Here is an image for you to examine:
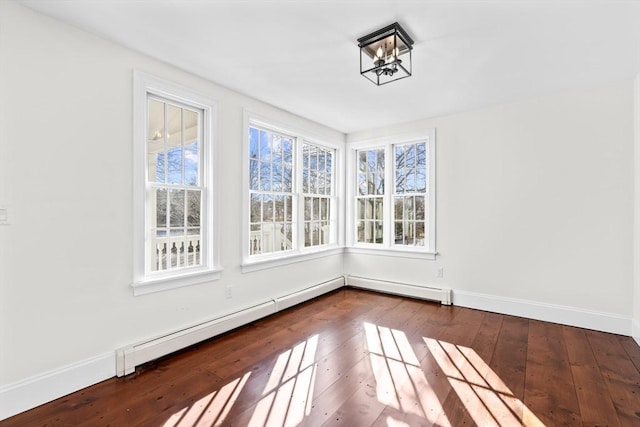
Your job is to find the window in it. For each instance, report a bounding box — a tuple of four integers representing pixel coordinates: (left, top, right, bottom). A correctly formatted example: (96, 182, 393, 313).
(244, 114, 340, 270)
(133, 71, 221, 295)
(393, 141, 428, 246)
(348, 131, 436, 258)
(303, 143, 333, 247)
(356, 148, 385, 244)
(248, 127, 294, 255)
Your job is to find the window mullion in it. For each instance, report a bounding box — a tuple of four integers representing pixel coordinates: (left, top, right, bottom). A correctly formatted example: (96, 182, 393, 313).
(384, 145, 393, 248)
(296, 137, 304, 251)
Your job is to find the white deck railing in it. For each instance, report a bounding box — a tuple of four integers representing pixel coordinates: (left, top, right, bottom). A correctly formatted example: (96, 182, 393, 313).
(153, 234, 201, 271)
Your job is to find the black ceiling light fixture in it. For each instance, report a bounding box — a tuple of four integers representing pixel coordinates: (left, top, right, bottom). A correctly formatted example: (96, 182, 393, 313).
(358, 22, 414, 86)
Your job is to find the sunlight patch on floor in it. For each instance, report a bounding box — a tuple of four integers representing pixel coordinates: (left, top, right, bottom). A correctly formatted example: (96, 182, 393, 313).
(163, 371, 251, 427)
(424, 337, 545, 427)
(364, 322, 450, 426)
(248, 334, 319, 427)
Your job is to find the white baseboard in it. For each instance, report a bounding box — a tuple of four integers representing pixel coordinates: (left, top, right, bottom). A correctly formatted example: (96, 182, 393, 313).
(633, 318, 640, 346)
(454, 290, 633, 336)
(345, 275, 452, 305)
(0, 352, 114, 421)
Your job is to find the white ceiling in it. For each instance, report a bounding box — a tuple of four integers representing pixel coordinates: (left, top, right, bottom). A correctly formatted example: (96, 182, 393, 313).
(17, 0, 640, 134)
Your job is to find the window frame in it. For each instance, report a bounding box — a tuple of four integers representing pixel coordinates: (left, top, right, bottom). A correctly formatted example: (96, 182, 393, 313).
(242, 111, 343, 272)
(346, 130, 437, 259)
(132, 71, 222, 295)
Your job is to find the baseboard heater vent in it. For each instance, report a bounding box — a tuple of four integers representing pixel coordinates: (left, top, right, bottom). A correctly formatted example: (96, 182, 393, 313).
(275, 277, 344, 311)
(345, 275, 452, 305)
(115, 276, 346, 377)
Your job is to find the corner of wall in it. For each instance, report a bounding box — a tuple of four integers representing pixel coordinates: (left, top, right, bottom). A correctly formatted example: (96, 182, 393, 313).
(634, 72, 640, 345)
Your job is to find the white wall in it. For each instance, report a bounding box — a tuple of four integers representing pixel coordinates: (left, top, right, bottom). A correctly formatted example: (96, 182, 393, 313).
(348, 80, 635, 325)
(0, 0, 344, 389)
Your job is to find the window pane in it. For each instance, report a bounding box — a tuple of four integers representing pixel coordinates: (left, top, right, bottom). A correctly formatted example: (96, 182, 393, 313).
(320, 221, 329, 244)
(250, 224, 261, 255)
(367, 150, 377, 170)
(358, 151, 367, 172)
(187, 190, 201, 227)
(303, 167, 309, 193)
(184, 141, 199, 186)
(365, 198, 373, 220)
(249, 127, 259, 159)
(283, 139, 293, 164)
(271, 136, 282, 163)
(262, 195, 273, 222)
(320, 198, 328, 221)
(394, 197, 403, 220)
(405, 170, 416, 192)
(395, 168, 405, 193)
(404, 221, 415, 245)
(395, 221, 403, 244)
(404, 196, 414, 220)
(417, 142, 426, 167)
(260, 130, 271, 161)
(305, 197, 313, 221)
(395, 145, 405, 184)
(155, 188, 167, 228)
(283, 165, 292, 192)
(250, 193, 261, 223)
(374, 198, 384, 221)
(152, 151, 166, 183)
(148, 99, 165, 142)
(313, 197, 320, 222)
(249, 159, 259, 190)
(358, 172, 367, 196)
(167, 146, 182, 185)
(284, 223, 293, 250)
(374, 221, 384, 243)
(375, 172, 384, 195)
(183, 109, 198, 144)
(274, 222, 285, 250)
(416, 222, 425, 246)
(406, 144, 416, 168)
(147, 99, 166, 184)
(272, 162, 283, 191)
(167, 104, 182, 146)
(415, 196, 425, 220)
(358, 199, 366, 220)
(259, 161, 271, 191)
(275, 196, 285, 221)
(169, 189, 185, 227)
(285, 196, 293, 222)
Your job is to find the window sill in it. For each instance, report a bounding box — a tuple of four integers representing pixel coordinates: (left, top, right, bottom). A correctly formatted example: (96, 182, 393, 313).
(344, 246, 438, 260)
(242, 246, 344, 273)
(132, 267, 223, 296)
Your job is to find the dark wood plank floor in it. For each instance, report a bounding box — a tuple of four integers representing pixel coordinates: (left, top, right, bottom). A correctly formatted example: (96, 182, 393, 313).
(3, 288, 640, 426)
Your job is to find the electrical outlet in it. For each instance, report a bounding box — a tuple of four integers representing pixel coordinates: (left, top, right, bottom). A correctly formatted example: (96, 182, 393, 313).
(225, 285, 232, 299)
(436, 267, 444, 278)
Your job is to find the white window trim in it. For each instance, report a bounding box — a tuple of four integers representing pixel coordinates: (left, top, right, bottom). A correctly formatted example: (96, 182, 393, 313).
(346, 130, 437, 259)
(132, 70, 222, 295)
(242, 110, 344, 273)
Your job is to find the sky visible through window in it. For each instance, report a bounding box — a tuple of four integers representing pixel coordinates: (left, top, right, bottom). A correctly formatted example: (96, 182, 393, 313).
(156, 142, 200, 185)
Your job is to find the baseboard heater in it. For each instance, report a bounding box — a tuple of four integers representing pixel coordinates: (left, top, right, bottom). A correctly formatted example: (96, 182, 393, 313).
(115, 277, 345, 377)
(345, 275, 452, 305)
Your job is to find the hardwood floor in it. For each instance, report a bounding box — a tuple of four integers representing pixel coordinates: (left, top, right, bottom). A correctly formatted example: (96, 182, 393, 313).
(3, 288, 640, 426)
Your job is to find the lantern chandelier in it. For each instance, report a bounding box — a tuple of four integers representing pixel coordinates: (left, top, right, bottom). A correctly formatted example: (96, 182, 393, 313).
(358, 22, 414, 86)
